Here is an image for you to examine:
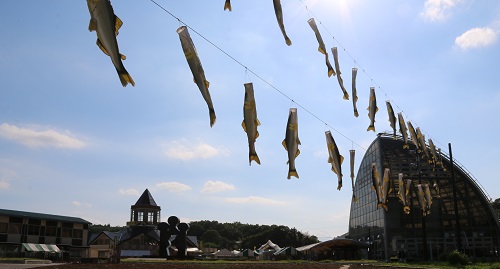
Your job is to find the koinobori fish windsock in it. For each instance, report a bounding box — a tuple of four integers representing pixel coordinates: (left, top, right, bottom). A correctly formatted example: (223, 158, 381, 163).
(350, 149, 357, 202)
(224, 0, 231, 11)
(416, 127, 430, 159)
(379, 168, 391, 211)
(87, 0, 135, 87)
(428, 138, 438, 166)
(371, 163, 383, 209)
(242, 83, 261, 165)
(332, 47, 349, 100)
(177, 26, 216, 127)
(433, 180, 441, 198)
(282, 108, 300, 179)
(325, 131, 344, 190)
(397, 174, 411, 214)
(307, 18, 335, 77)
(273, 0, 292, 46)
(352, 68, 359, 117)
(424, 184, 432, 216)
(417, 184, 429, 216)
(398, 112, 409, 149)
(437, 148, 446, 171)
(407, 121, 419, 151)
(367, 87, 378, 132)
(386, 101, 397, 139)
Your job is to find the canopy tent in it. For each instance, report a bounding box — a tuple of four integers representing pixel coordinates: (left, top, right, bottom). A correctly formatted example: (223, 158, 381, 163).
(18, 243, 61, 253)
(296, 239, 369, 253)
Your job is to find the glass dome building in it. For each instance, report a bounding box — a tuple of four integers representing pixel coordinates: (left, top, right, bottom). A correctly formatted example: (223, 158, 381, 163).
(348, 133, 500, 261)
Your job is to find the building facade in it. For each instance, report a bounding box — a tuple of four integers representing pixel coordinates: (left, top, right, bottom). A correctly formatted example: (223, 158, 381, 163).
(0, 208, 90, 259)
(348, 133, 500, 261)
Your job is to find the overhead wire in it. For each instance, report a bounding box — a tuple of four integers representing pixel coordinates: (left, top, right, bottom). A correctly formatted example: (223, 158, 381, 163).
(149, 0, 366, 151)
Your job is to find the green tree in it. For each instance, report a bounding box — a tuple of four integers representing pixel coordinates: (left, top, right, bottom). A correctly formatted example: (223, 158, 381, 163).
(200, 229, 222, 246)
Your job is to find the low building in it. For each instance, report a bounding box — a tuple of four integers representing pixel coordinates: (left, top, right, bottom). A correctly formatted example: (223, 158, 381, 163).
(0, 208, 91, 260)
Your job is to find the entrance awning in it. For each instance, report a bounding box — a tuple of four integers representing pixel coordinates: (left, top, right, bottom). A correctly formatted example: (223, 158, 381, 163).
(20, 243, 61, 253)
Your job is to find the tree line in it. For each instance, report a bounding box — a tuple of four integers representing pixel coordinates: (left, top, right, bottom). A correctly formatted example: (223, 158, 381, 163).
(188, 220, 319, 250)
(88, 220, 319, 250)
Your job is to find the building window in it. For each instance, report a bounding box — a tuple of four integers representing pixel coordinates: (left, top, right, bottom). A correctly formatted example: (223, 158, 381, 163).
(131, 210, 135, 221)
(62, 227, 72, 238)
(0, 223, 7, 233)
(138, 211, 144, 222)
(148, 212, 154, 223)
(8, 223, 21, 234)
(45, 226, 57, 237)
(28, 225, 40, 236)
(73, 229, 83, 239)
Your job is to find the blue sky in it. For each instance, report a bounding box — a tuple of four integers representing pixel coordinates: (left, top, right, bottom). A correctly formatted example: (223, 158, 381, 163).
(1, 0, 499, 241)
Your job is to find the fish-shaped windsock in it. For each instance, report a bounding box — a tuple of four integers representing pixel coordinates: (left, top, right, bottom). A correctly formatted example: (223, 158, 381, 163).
(416, 127, 430, 159)
(325, 131, 343, 190)
(282, 108, 300, 179)
(379, 168, 391, 211)
(437, 148, 446, 171)
(367, 87, 378, 132)
(224, 0, 232, 11)
(398, 112, 409, 149)
(371, 163, 383, 209)
(308, 18, 335, 77)
(386, 101, 397, 139)
(273, 0, 292, 46)
(352, 68, 359, 117)
(177, 26, 216, 127)
(397, 174, 411, 214)
(407, 121, 419, 151)
(432, 180, 441, 198)
(332, 47, 349, 100)
(424, 184, 432, 216)
(242, 83, 261, 165)
(417, 184, 428, 216)
(428, 138, 438, 167)
(350, 149, 357, 202)
(87, 0, 135, 87)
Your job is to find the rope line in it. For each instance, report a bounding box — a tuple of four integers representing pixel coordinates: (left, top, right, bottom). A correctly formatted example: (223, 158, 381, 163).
(297, 0, 445, 150)
(149, 0, 366, 150)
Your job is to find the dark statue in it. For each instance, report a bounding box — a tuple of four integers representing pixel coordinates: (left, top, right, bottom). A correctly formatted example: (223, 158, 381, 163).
(158, 216, 190, 258)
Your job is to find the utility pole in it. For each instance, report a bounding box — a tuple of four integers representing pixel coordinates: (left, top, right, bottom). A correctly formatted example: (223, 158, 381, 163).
(449, 143, 462, 252)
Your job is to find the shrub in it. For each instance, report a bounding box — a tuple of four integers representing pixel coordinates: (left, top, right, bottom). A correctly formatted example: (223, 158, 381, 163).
(448, 250, 469, 266)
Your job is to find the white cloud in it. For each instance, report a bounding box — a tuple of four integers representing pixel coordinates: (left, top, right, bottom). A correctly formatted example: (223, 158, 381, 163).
(455, 27, 498, 50)
(72, 201, 92, 208)
(0, 123, 85, 149)
(163, 139, 228, 160)
(156, 182, 192, 193)
(201, 180, 235, 193)
(225, 196, 287, 206)
(119, 188, 140, 196)
(0, 180, 10, 189)
(421, 0, 462, 22)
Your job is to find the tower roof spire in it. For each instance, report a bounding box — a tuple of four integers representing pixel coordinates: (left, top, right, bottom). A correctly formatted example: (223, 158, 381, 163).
(134, 189, 158, 207)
